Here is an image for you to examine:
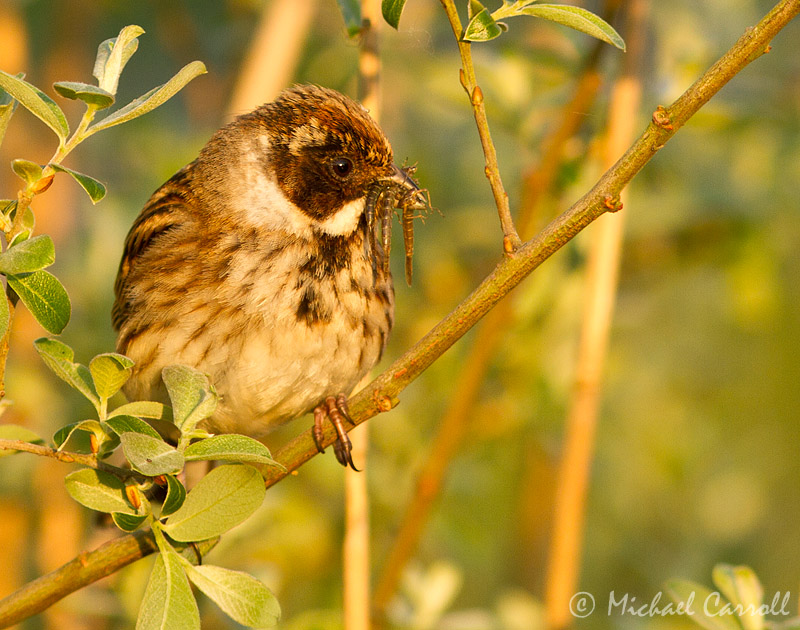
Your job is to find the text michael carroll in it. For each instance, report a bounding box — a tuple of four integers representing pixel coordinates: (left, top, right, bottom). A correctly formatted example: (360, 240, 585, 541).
(568, 590, 792, 619)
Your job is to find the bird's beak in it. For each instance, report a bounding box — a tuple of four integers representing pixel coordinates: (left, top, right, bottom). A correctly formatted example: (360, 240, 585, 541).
(389, 165, 427, 209)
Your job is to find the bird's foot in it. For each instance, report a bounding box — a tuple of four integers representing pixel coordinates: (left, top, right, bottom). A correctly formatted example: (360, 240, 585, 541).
(312, 394, 359, 471)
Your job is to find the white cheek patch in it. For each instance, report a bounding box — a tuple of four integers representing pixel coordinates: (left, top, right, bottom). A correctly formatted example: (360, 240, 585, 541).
(317, 197, 365, 236)
(238, 140, 313, 238)
(237, 135, 364, 239)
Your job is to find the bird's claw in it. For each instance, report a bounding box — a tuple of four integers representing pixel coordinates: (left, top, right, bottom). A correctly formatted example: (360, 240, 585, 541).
(312, 394, 359, 471)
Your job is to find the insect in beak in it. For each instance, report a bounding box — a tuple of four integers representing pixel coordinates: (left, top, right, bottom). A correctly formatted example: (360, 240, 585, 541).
(364, 165, 429, 285)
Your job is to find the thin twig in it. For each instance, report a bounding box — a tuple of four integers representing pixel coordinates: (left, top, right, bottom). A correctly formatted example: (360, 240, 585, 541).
(0, 531, 217, 629)
(0, 2, 797, 625)
(439, 0, 522, 252)
(0, 298, 15, 400)
(0, 440, 148, 482)
(344, 424, 370, 630)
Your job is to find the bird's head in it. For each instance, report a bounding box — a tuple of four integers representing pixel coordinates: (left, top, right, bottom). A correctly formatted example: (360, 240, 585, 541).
(196, 84, 425, 241)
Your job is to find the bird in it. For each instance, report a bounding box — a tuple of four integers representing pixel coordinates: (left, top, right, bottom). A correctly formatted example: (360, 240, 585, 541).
(112, 84, 426, 469)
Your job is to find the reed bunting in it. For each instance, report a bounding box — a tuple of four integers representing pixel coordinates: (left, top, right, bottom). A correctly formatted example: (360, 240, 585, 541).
(112, 84, 425, 469)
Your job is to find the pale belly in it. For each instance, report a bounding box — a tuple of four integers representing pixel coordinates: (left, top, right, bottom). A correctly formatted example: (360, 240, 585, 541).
(120, 244, 393, 437)
(202, 308, 386, 436)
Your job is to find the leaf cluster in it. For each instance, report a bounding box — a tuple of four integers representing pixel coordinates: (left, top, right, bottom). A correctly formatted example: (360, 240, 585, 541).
(0, 25, 206, 342)
(463, 0, 624, 47)
(0, 24, 282, 627)
(335, 0, 624, 51)
(4, 339, 283, 628)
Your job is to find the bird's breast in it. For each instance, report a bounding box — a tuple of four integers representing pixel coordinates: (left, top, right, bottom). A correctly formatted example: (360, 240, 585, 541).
(194, 229, 394, 436)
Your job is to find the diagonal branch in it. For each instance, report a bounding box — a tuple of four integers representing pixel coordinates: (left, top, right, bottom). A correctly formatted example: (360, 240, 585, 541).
(0, 1, 797, 626)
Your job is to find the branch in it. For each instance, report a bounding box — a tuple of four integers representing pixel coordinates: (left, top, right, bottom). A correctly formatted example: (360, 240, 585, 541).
(0, 531, 218, 629)
(0, 439, 147, 481)
(439, 0, 522, 252)
(0, 1, 797, 625)
(0, 530, 158, 628)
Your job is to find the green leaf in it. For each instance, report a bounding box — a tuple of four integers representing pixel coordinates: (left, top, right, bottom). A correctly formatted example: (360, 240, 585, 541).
(184, 563, 280, 627)
(110, 401, 173, 423)
(0, 70, 69, 139)
(336, 0, 362, 36)
(516, 5, 625, 50)
(8, 271, 71, 335)
(93, 40, 114, 84)
(53, 82, 115, 109)
(136, 550, 200, 630)
(96, 25, 145, 95)
(381, 0, 407, 29)
(105, 414, 162, 440)
(97, 432, 121, 457)
(0, 101, 16, 147)
(55, 419, 105, 453)
(87, 61, 207, 135)
(34, 338, 99, 408)
(712, 565, 764, 630)
(65, 468, 137, 514)
(0, 234, 55, 275)
(464, 5, 505, 41)
(163, 464, 266, 542)
(120, 432, 185, 476)
(53, 421, 93, 452)
(113, 511, 148, 532)
(0, 81, 19, 147)
(90, 353, 134, 400)
(0, 424, 42, 457)
(109, 401, 178, 445)
(162, 365, 217, 433)
(184, 434, 283, 468)
(0, 423, 41, 442)
(161, 475, 187, 517)
(11, 159, 42, 186)
(49, 164, 107, 203)
(666, 579, 742, 630)
(7, 203, 34, 249)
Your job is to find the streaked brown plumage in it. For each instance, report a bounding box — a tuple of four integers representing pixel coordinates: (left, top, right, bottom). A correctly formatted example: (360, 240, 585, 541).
(112, 85, 424, 468)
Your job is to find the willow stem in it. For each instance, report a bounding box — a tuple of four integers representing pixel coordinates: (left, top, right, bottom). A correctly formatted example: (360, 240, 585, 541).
(439, 0, 522, 252)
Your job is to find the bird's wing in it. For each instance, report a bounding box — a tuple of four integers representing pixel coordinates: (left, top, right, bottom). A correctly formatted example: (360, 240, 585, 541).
(111, 164, 197, 331)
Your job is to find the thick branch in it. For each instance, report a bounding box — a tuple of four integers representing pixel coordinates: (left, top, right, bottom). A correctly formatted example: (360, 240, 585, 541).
(0, 1, 797, 626)
(0, 530, 158, 628)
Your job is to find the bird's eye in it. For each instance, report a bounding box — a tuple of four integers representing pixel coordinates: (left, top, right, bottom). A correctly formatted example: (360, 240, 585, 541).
(331, 157, 354, 179)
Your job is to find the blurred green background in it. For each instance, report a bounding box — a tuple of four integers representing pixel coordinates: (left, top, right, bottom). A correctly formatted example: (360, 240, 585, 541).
(1, 0, 799, 628)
